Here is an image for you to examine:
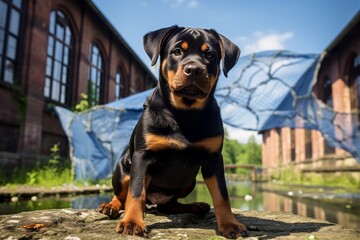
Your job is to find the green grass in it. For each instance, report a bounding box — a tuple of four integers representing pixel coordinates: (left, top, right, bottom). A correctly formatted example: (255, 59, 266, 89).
(271, 166, 360, 190)
(1, 160, 73, 188)
(0, 144, 74, 188)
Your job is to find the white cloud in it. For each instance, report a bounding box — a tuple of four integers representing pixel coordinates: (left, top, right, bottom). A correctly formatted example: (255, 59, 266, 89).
(188, 0, 198, 8)
(236, 31, 294, 56)
(165, 0, 199, 8)
(226, 127, 262, 144)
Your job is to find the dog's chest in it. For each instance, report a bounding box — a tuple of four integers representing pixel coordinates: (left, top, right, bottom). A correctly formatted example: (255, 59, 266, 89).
(143, 102, 224, 154)
(144, 132, 222, 153)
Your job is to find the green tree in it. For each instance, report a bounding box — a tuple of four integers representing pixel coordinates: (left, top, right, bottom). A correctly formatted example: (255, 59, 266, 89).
(245, 135, 262, 165)
(222, 130, 262, 168)
(222, 130, 246, 173)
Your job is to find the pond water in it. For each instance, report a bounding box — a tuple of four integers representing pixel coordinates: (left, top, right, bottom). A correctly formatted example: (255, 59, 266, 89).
(1, 181, 359, 230)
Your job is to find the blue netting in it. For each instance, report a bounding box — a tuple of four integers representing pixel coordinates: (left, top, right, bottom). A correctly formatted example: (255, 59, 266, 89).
(55, 50, 360, 181)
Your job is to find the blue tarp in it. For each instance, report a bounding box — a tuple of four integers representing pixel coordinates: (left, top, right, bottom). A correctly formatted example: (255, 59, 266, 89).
(55, 50, 360, 181)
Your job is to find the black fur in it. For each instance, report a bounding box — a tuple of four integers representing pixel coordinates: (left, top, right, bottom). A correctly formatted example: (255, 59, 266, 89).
(98, 26, 247, 239)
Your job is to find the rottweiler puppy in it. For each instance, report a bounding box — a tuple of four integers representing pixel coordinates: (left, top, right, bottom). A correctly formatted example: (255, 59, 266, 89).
(97, 25, 247, 238)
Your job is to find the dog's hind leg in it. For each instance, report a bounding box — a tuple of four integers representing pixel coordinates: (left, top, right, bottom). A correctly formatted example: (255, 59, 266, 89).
(157, 181, 210, 217)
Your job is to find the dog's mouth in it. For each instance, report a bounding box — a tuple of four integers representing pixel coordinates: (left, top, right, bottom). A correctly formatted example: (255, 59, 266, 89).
(173, 85, 207, 99)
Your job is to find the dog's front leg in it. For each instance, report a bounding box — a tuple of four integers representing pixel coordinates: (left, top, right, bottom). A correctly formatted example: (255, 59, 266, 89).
(202, 153, 248, 239)
(116, 151, 151, 237)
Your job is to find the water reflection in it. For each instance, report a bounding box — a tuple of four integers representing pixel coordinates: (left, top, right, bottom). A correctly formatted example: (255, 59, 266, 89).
(0, 181, 359, 230)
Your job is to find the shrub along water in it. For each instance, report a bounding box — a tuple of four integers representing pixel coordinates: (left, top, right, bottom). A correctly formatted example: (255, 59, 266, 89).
(1, 144, 73, 188)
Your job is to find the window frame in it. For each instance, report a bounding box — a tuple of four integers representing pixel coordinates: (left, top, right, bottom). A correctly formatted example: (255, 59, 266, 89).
(114, 67, 125, 100)
(88, 43, 104, 106)
(44, 9, 73, 106)
(0, 0, 23, 85)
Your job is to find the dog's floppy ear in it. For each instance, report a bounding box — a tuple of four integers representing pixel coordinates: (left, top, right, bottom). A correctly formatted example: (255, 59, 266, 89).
(143, 25, 179, 66)
(211, 30, 241, 77)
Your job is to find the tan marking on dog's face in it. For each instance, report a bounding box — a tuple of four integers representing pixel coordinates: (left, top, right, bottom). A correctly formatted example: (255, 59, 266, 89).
(181, 41, 189, 50)
(201, 43, 209, 52)
(162, 59, 177, 88)
(193, 135, 223, 153)
(161, 59, 168, 81)
(145, 133, 188, 151)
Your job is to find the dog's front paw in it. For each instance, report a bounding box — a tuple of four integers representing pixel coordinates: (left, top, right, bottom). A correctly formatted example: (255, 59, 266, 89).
(96, 203, 120, 219)
(218, 221, 248, 239)
(116, 219, 148, 237)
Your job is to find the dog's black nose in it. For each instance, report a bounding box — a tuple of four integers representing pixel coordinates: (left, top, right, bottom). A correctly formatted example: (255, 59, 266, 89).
(184, 64, 203, 76)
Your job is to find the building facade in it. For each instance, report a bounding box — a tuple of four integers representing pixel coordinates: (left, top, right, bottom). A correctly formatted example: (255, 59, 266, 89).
(262, 12, 360, 173)
(0, 0, 157, 167)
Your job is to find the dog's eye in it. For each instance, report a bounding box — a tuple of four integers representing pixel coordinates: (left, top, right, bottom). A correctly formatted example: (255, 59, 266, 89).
(204, 51, 214, 60)
(172, 48, 182, 56)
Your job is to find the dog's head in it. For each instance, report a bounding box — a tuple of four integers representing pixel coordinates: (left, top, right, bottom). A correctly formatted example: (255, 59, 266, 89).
(144, 25, 240, 110)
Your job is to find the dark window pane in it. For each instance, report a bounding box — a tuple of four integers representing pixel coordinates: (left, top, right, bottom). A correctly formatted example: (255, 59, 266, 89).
(57, 10, 64, 19)
(0, 29, 4, 55)
(6, 35, 17, 60)
(52, 80, 60, 101)
(91, 52, 97, 66)
(12, 0, 22, 9)
(115, 72, 120, 99)
(53, 61, 61, 81)
(47, 36, 54, 56)
(63, 46, 69, 64)
(61, 66, 67, 83)
(98, 57, 102, 69)
(46, 57, 52, 76)
(92, 45, 98, 55)
(56, 23, 64, 40)
(0, 2, 7, 29)
(44, 77, 50, 97)
(4, 60, 14, 83)
(115, 87, 119, 99)
(60, 85, 65, 103)
(54, 40, 63, 61)
(90, 67, 96, 83)
(9, 9, 20, 35)
(96, 71, 101, 86)
(49, 11, 55, 34)
(65, 26, 71, 45)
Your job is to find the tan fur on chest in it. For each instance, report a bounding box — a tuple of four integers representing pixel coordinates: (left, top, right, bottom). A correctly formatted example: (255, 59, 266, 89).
(144, 133, 222, 153)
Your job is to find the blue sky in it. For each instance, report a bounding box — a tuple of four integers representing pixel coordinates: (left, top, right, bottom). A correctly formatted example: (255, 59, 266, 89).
(93, 0, 359, 65)
(92, 0, 360, 142)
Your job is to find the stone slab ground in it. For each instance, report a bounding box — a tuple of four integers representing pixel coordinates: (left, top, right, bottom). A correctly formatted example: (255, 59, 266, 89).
(0, 208, 359, 239)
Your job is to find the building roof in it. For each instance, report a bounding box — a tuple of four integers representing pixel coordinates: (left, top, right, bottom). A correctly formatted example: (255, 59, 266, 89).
(85, 0, 157, 83)
(325, 10, 360, 52)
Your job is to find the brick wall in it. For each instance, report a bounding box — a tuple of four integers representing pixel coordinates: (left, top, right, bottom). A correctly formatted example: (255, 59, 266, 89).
(262, 14, 360, 170)
(0, 0, 157, 167)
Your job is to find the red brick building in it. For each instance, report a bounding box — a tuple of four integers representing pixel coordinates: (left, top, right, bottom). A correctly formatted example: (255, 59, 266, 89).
(262, 12, 360, 173)
(0, 0, 157, 167)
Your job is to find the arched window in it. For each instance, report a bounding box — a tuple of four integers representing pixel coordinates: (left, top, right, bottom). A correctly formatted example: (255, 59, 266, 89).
(44, 10, 73, 105)
(322, 78, 333, 108)
(0, 0, 23, 84)
(88, 43, 103, 106)
(115, 69, 125, 100)
(349, 54, 360, 112)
